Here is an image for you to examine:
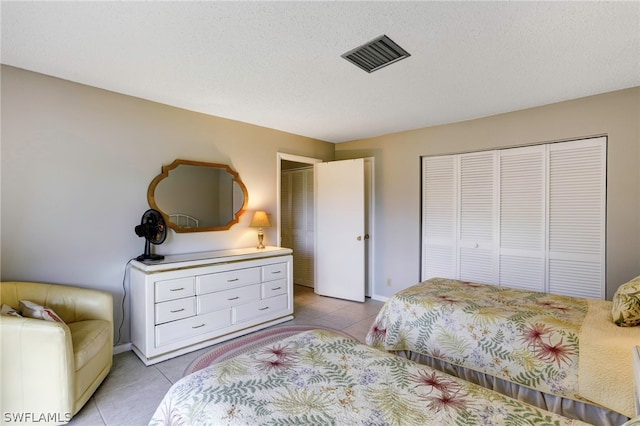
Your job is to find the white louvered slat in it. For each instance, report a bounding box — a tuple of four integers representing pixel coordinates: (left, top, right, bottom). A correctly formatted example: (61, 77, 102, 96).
(304, 169, 315, 286)
(291, 170, 305, 230)
(293, 231, 306, 283)
(498, 146, 545, 291)
(280, 172, 292, 249)
(458, 151, 496, 284)
(460, 248, 493, 284)
(500, 255, 545, 292)
(286, 168, 315, 287)
(549, 259, 602, 299)
(423, 156, 456, 239)
(305, 168, 314, 232)
(422, 155, 457, 280)
(548, 138, 605, 298)
(459, 152, 495, 242)
(499, 147, 544, 250)
(422, 244, 456, 280)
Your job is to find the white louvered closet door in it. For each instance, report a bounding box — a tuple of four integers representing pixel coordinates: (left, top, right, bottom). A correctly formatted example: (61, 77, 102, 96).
(280, 172, 293, 250)
(291, 169, 314, 287)
(303, 168, 315, 287)
(458, 151, 497, 284)
(547, 137, 606, 299)
(499, 146, 546, 291)
(421, 155, 457, 280)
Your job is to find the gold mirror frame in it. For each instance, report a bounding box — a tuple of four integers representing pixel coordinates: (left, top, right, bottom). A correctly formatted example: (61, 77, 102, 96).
(147, 159, 249, 233)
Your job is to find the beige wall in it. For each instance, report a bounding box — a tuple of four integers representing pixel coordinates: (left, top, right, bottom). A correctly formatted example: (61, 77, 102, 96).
(2, 64, 637, 348)
(337, 87, 640, 300)
(0, 65, 334, 343)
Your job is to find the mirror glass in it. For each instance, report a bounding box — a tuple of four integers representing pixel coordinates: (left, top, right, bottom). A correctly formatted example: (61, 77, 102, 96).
(148, 159, 248, 232)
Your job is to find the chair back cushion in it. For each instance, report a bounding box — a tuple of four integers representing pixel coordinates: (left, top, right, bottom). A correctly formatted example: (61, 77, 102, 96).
(1, 281, 112, 324)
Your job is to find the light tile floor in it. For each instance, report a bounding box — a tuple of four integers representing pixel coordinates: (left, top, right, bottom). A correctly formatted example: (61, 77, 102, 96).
(69, 285, 384, 426)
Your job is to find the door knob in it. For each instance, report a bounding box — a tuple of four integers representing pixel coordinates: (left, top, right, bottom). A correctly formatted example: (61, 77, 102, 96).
(357, 236, 362, 241)
(364, 234, 370, 240)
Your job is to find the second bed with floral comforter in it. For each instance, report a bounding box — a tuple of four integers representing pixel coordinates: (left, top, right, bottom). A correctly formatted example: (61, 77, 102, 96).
(150, 329, 588, 425)
(366, 277, 640, 420)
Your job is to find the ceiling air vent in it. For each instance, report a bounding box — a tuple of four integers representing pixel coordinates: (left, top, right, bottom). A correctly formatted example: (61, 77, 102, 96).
(341, 34, 411, 73)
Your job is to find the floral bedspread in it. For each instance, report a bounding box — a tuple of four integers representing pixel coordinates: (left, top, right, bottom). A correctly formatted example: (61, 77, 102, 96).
(150, 329, 587, 425)
(366, 277, 588, 401)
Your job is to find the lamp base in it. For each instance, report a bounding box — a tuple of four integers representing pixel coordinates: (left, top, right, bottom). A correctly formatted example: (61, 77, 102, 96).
(256, 230, 265, 249)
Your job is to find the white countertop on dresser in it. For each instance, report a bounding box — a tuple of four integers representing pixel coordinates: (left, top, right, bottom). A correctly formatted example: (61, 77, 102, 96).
(131, 246, 293, 273)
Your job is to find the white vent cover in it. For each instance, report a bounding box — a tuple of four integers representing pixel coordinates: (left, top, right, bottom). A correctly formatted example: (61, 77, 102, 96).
(341, 35, 411, 73)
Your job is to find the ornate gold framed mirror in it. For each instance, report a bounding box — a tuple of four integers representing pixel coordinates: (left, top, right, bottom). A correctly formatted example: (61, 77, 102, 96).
(147, 159, 249, 233)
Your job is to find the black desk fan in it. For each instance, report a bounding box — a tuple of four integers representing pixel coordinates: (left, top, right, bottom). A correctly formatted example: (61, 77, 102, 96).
(134, 209, 167, 261)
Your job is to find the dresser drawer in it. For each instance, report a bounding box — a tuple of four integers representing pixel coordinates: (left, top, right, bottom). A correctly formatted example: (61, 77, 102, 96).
(155, 297, 196, 325)
(197, 284, 261, 315)
(233, 293, 289, 324)
(155, 277, 195, 302)
(155, 309, 231, 347)
(261, 279, 287, 299)
(196, 267, 261, 294)
(262, 262, 287, 282)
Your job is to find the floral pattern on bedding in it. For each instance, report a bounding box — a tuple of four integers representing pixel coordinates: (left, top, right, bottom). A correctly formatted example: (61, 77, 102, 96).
(149, 329, 586, 425)
(366, 277, 588, 400)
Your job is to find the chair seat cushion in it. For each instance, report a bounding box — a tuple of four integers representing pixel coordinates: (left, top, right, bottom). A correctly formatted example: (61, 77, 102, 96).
(68, 320, 112, 370)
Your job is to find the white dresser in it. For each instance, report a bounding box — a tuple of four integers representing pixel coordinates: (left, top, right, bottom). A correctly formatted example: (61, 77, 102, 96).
(129, 246, 293, 365)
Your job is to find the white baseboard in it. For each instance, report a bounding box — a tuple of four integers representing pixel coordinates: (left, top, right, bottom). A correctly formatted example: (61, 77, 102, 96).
(371, 293, 389, 302)
(113, 343, 132, 355)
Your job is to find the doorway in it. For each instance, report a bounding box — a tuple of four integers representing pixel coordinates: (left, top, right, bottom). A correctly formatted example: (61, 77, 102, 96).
(277, 153, 375, 299)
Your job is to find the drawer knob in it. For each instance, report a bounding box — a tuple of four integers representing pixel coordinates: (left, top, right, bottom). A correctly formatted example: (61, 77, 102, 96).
(227, 278, 239, 282)
(271, 271, 281, 274)
(192, 324, 205, 329)
(170, 308, 185, 313)
(259, 306, 269, 311)
(170, 287, 185, 292)
(228, 296, 239, 301)
(272, 287, 281, 291)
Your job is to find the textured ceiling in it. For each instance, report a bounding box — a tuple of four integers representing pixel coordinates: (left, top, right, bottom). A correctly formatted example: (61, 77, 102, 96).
(2, 1, 639, 143)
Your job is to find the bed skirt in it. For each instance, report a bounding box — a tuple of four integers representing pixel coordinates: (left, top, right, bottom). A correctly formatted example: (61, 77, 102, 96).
(395, 350, 629, 426)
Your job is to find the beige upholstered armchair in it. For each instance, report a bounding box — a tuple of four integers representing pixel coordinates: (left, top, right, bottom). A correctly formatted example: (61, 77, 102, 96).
(0, 282, 113, 424)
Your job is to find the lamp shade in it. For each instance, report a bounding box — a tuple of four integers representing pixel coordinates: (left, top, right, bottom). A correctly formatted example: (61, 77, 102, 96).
(250, 211, 271, 228)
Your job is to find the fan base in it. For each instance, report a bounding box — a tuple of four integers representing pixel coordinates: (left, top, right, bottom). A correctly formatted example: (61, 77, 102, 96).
(136, 253, 165, 262)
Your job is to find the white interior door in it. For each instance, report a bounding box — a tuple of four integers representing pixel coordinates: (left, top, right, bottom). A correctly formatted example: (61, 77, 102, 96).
(315, 158, 365, 302)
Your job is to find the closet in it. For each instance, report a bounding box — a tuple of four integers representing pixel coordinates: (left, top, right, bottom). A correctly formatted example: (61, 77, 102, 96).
(281, 166, 314, 287)
(421, 137, 606, 299)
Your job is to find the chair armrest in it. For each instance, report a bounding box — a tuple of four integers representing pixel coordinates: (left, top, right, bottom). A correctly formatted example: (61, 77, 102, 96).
(1, 316, 75, 417)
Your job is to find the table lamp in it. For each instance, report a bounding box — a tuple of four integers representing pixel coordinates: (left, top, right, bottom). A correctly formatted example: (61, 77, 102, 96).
(250, 211, 271, 249)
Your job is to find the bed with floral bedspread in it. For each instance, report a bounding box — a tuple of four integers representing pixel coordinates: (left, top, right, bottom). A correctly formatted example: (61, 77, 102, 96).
(366, 277, 640, 424)
(149, 329, 588, 425)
